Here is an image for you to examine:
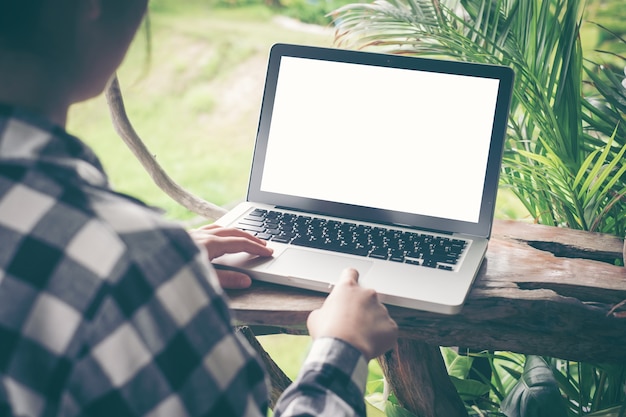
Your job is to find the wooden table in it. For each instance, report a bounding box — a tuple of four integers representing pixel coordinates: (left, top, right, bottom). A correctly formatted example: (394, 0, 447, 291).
(227, 220, 626, 417)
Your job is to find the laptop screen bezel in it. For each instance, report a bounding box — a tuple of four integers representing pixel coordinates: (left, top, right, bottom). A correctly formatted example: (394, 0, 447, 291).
(246, 43, 515, 239)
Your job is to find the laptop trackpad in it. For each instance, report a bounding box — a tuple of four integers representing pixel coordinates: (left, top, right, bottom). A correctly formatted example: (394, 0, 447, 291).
(271, 248, 374, 285)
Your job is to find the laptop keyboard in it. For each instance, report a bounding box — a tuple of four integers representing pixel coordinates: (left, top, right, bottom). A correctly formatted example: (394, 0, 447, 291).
(234, 208, 468, 271)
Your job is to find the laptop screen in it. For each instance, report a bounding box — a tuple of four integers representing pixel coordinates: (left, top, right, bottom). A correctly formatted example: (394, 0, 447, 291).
(248, 44, 514, 238)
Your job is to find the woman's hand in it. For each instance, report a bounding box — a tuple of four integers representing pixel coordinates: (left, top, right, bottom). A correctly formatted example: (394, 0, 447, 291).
(190, 224, 273, 289)
(307, 268, 398, 360)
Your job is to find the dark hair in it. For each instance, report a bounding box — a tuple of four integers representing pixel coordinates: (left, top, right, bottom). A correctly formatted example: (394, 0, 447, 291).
(0, 0, 45, 50)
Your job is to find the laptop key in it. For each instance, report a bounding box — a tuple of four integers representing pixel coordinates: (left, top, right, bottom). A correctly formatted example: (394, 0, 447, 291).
(271, 235, 291, 243)
(405, 257, 422, 266)
(422, 259, 439, 268)
(239, 218, 264, 227)
(249, 209, 267, 217)
(389, 250, 405, 262)
(238, 224, 266, 233)
(369, 247, 389, 260)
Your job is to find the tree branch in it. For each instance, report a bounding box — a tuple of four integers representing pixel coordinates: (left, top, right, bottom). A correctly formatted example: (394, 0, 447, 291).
(105, 74, 227, 220)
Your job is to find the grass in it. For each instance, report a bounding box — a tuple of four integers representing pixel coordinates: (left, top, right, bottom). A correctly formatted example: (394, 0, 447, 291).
(68, 5, 335, 221)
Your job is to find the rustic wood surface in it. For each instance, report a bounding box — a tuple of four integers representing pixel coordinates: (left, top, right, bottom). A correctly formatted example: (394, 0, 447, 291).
(379, 339, 469, 417)
(227, 220, 626, 364)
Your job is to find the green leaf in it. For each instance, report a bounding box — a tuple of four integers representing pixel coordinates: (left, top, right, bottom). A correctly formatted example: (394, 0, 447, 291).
(448, 355, 475, 380)
(366, 399, 388, 417)
(366, 378, 385, 396)
(441, 346, 459, 369)
(500, 356, 569, 417)
(450, 375, 491, 399)
(366, 392, 389, 413)
(586, 406, 626, 417)
(385, 402, 418, 417)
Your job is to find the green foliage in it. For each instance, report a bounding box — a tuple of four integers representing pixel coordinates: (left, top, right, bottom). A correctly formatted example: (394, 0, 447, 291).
(442, 348, 491, 403)
(364, 361, 419, 417)
(501, 356, 569, 417)
(148, 0, 216, 13)
(68, 6, 333, 220)
(444, 349, 522, 416)
(546, 359, 626, 417)
(331, 0, 626, 235)
(149, 0, 361, 25)
(279, 0, 366, 26)
(439, 351, 626, 417)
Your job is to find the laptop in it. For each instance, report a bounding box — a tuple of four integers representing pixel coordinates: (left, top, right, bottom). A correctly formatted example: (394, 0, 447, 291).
(213, 43, 514, 314)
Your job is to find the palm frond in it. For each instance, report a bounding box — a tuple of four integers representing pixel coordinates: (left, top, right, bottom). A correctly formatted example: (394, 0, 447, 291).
(331, 0, 626, 234)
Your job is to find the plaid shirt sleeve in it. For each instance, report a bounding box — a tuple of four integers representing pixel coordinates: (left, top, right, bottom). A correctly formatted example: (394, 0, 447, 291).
(273, 338, 369, 417)
(60, 226, 272, 417)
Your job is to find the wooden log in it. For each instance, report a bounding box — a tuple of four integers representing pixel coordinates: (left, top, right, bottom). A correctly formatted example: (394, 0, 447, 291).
(492, 220, 624, 264)
(379, 339, 468, 417)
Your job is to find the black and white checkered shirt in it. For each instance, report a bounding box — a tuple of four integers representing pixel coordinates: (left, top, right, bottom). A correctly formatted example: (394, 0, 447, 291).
(0, 105, 368, 417)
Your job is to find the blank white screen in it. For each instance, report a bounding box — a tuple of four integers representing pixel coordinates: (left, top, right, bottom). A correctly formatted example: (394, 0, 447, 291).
(260, 56, 500, 223)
